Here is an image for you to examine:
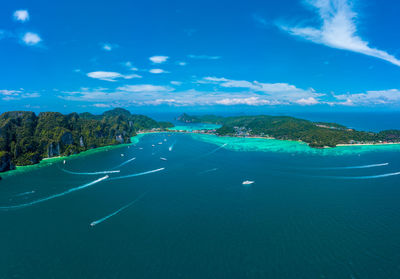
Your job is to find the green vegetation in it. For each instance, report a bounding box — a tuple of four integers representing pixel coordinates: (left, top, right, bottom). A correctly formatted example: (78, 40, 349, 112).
(178, 114, 400, 148)
(0, 108, 172, 172)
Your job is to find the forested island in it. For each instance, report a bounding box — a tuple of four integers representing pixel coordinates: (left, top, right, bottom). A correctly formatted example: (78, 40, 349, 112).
(177, 113, 400, 148)
(0, 108, 172, 173)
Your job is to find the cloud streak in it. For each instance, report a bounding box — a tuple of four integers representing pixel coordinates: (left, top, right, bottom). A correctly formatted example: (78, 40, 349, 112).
(279, 0, 400, 66)
(86, 71, 142, 82)
(0, 89, 40, 101)
(149, 56, 169, 64)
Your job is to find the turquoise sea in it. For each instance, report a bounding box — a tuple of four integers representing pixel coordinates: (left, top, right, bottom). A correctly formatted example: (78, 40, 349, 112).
(1, 127, 400, 278)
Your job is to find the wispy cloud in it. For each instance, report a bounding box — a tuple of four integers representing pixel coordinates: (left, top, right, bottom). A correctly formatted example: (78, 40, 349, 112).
(177, 61, 187, 66)
(13, 10, 29, 22)
(252, 14, 268, 27)
(149, 69, 169, 74)
(170, 81, 182, 86)
(87, 71, 142, 82)
(149, 56, 169, 64)
(187, 54, 221, 60)
(332, 89, 400, 106)
(0, 89, 40, 101)
(278, 0, 400, 66)
(102, 43, 113, 51)
(116, 84, 172, 92)
(22, 32, 42, 46)
(200, 76, 324, 105)
(123, 61, 138, 71)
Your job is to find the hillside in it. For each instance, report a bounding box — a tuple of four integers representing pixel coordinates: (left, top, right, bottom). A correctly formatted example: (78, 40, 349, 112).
(0, 108, 173, 172)
(178, 114, 400, 148)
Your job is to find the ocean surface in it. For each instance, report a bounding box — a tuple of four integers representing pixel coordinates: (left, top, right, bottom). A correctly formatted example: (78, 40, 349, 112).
(2, 124, 400, 278)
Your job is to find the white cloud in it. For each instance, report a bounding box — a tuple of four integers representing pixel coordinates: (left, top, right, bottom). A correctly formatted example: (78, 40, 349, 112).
(188, 54, 221, 60)
(333, 89, 400, 105)
(116, 84, 172, 92)
(177, 61, 187, 66)
(200, 76, 323, 104)
(149, 56, 169, 64)
(279, 0, 400, 66)
(149, 68, 169, 74)
(14, 10, 29, 22)
(170, 81, 183, 86)
(87, 71, 142, 82)
(124, 61, 138, 71)
(295, 97, 320, 105)
(22, 32, 41, 46)
(93, 103, 111, 108)
(216, 97, 271, 106)
(102, 44, 112, 51)
(0, 89, 40, 101)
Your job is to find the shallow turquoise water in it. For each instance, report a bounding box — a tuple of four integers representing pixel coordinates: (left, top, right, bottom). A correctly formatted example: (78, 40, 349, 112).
(1, 132, 400, 278)
(168, 123, 221, 131)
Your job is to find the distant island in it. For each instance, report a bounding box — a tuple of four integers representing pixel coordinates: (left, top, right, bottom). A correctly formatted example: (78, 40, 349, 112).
(0, 108, 172, 173)
(176, 113, 400, 148)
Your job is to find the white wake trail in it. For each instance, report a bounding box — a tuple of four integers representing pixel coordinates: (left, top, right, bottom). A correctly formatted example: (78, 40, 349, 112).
(320, 163, 389, 170)
(109, 168, 165, 181)
(90, 191, 148, 227)
(0, 176, 109, 210)
(112, 157, 136, 169)
(61, 169, 120, 175)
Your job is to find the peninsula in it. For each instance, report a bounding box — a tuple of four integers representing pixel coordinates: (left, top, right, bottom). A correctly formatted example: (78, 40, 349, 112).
(176, 113, 400, 148)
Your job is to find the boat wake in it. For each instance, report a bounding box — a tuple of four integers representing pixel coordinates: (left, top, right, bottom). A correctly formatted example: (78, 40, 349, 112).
(109, 168, 165, 181)
(61, 169, 120, 175)
(318, 171, 400, 180)
(198, 168, 218, 174)
(14, 190, 36, 197)
(90, 191, 148, 227)
(112, 157, 136, 169)
(319, 163, 389, 170)
(200, 143, 227, 158)
(168, 141, 176, 151)
(0, 176, 109, 210)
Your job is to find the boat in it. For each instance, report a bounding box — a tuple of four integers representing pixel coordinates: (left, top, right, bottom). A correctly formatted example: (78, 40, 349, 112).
(158, 142, 163, 145)
(63, 160, 66, 164)
(121, 153, 124, 157)
(152, 144, 155, 147)
(164, 139, 167, 142)
(242, 180, 255, 185)
(160, 157, 167, 161)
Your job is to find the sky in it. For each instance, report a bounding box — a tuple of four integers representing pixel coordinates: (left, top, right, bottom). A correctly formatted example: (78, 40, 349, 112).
(1, 0, 400, 114)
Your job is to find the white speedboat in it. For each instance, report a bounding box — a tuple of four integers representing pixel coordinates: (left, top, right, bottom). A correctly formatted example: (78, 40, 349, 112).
(160, 157, 167, 161)
(152, 144, 155, 147)
(158, 142, 163, 145)
(242, 180, 255, 185)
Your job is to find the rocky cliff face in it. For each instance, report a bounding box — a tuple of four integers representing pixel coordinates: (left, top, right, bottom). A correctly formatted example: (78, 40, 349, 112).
(0, 152, 14, 172)
(0, 108, 172, 173)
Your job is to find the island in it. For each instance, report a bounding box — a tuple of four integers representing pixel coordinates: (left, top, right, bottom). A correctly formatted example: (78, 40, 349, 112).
(175, 113, 400, 148)
(2, 109, 400, 174)
(0, 108, 173, 173)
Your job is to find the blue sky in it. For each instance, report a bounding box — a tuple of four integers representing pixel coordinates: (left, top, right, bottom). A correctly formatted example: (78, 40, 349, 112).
(1, 0, 400, 113)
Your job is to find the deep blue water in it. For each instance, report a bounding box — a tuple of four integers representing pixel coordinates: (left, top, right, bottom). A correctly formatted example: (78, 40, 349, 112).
(1, 132, 400, 278)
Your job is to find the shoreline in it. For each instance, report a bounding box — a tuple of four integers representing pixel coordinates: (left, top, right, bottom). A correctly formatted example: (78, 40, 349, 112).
(165, 129, 400, 148)
(2, 129, 400, 177)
